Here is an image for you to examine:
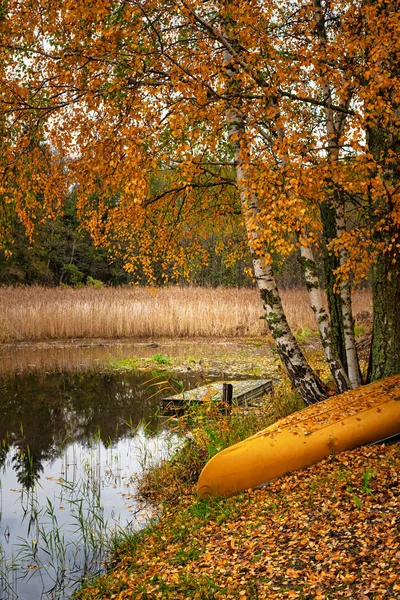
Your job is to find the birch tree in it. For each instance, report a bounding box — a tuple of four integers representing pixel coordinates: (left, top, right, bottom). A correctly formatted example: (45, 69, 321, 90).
(1, 0, 399, 398)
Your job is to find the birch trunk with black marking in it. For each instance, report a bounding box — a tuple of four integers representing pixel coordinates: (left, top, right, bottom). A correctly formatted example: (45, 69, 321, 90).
(320, 200, 348, 371)
(274, 110, 349, 392)
(334, 201, 362, 388)
(223, 49, 327, 405)
(313, 0, 361, 389)
(299, 244, 350, 392)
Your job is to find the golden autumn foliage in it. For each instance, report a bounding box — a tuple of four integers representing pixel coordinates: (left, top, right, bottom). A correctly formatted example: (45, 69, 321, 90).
(0, 0, 398, 282)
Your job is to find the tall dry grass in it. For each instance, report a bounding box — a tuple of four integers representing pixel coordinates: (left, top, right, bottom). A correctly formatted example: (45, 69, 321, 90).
(0, 286, 372, 343)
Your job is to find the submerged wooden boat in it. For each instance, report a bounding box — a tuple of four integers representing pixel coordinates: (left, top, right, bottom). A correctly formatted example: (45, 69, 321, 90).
(197, 375, 400, 499)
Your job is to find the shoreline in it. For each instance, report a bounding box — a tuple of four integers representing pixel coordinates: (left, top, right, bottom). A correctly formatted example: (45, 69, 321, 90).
(74, 378, 400, 599)
(0, 334, 270, 349)
(0, 336, 283, 378)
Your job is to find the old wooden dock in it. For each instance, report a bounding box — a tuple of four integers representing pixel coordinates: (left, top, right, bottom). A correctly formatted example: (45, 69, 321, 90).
(163, 379, 273, 408)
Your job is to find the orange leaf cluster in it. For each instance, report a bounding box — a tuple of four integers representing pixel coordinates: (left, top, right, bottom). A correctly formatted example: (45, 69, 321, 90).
(1, 0, 399, 282)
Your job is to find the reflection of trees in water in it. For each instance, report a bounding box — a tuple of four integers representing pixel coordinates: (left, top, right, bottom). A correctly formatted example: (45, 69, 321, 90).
(0, 437, 46, 491)
(0, 370, 201, 490)
(12, 445, 44, 490)
(0, 436, 9, 470)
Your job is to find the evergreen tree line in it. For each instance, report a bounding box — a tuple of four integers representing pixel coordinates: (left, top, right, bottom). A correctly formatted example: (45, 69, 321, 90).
(0, 193, 309, 288)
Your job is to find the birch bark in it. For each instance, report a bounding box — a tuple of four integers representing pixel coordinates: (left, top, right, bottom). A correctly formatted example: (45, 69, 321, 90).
(273, 120, 350, 393)
(300, 244, 351, 392)
(223, 48, 327, 405)
(313, 0, 362, 388)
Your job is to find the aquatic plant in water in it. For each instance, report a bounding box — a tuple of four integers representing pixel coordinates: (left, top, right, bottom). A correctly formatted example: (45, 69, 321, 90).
(0, 426, 182, 599)
(0, 475, 111, 599)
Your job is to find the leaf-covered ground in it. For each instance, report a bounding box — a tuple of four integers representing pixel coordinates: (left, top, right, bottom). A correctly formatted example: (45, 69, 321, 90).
(77, 441, 399, 599)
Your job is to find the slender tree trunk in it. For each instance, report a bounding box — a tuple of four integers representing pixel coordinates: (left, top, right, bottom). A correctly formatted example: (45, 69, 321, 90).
(369, 249, 400, 380)
(319, 200, 348, 371)
(300, 244, 350, 392)
(275, 104, 349, 392)
(313, 0, 361, 388)
(223, 49, 327, 405)
(334, 198, 362, 388)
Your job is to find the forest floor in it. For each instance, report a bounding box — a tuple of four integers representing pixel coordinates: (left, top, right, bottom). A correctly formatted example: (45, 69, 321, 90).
(74, 341, 399, 600)
(76, 442, 400, 600)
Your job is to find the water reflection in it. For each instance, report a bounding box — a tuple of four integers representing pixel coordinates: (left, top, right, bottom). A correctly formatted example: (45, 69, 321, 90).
(0, 338, 275, 598)
(0, 370, 201, 490)
(0, 369, 205, 599)
(0, 433, 176, 600)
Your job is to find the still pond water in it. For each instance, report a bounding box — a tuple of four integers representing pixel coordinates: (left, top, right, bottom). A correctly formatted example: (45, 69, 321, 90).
(0, 340, 273, 599)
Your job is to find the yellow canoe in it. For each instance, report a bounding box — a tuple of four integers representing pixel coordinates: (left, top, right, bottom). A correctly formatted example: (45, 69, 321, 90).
(197, 374, 400, 499)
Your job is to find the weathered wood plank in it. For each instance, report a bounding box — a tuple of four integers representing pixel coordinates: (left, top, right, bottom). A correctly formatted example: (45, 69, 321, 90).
(163, 379, 273, 407)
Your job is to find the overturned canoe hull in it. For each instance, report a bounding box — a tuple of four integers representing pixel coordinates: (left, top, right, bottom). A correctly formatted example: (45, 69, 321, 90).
(197, 375, 400, 499)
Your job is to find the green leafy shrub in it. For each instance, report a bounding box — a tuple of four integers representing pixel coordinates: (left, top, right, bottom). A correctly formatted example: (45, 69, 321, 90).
(62, 263, 84, 285)
(86, 276, 104, 288)
(151, 353, 172, 365)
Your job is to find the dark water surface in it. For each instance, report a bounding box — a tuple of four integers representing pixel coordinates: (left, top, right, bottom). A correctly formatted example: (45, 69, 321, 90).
(0, 368, 207, 600)
(0, 339, 275, 599)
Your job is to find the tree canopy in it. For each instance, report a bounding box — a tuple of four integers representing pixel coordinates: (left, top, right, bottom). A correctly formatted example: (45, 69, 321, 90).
(1, 0, 399, 401)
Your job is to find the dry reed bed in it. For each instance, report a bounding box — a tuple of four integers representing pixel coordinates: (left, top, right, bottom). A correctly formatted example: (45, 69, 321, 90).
(0, 286, 372, 343)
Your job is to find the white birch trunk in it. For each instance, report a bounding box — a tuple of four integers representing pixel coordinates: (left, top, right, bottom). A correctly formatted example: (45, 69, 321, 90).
(223, 49, 327, 405)
(277, 114, 351, 393)
(313, 0, 361, 388)
(274, 118, 350, 392)
(334, 204, 362, 388)
(300, 244, 351, 392)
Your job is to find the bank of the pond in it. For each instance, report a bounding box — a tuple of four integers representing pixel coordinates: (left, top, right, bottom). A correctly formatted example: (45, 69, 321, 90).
(76, 446, 400, 599)
(75, 380, 400, 600)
